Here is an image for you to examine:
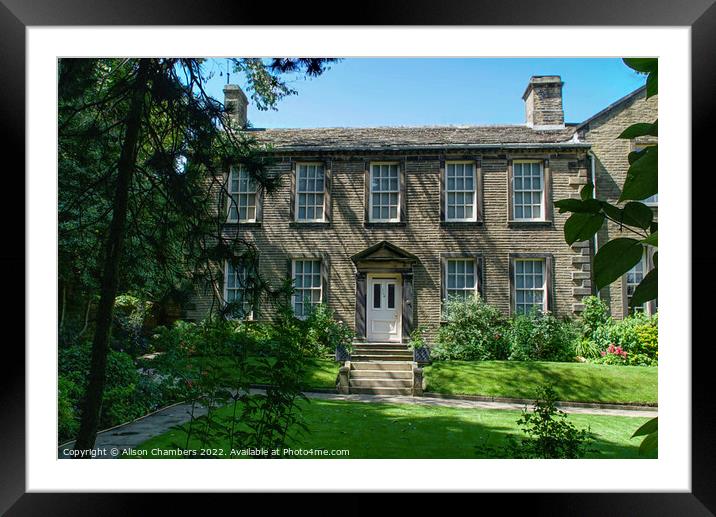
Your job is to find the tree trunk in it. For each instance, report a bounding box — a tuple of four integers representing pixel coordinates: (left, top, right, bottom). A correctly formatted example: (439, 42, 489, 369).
(59, 284, 66, 330)
(77, 296, 93, 338)
(74, 59, 151, 452)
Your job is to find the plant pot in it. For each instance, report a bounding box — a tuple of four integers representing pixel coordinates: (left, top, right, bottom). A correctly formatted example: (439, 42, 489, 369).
(413, 346, 431, 364)
(335, 344, 351, 362)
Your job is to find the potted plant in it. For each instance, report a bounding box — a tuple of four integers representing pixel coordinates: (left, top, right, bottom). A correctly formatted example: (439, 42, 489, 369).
(332, 320, 354, 362)
(409, 325, 431, 363)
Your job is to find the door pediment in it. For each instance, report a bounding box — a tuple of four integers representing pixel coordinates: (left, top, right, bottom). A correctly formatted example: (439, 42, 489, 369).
(351, 241, 418, 272)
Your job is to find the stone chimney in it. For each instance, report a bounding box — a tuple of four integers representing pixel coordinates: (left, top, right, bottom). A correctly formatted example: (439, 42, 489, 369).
(522, 76, 564, 128)
(223, 84, 248, 128)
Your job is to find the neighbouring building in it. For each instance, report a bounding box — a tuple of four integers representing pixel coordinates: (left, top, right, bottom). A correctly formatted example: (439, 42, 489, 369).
(186, 76, 657, 343)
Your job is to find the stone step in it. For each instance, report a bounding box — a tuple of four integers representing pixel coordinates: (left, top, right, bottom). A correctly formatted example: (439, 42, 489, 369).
(352, 348, 411, 355)
(349, 378, 413, 388)
(353, 345, 411, 352)
(351, 354, 413, 362)
(349, 369, 413, 380)
(351, 361, 413, 371)
(350, 387, 413, 396)
(353, 343, 408, 350)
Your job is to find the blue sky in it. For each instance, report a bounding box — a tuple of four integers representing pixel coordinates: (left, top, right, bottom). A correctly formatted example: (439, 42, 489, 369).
(202, 58, 646, 128)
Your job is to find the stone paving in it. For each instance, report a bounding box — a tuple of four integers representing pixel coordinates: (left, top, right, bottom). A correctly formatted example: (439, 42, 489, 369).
(58, 390, 657, 459)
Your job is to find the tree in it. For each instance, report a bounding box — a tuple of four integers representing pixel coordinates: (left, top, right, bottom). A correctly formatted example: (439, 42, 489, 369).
(553, 57, 658, 455)
(60, 58, 336, 452)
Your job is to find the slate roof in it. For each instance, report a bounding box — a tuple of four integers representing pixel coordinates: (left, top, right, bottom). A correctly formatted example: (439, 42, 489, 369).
(245, 125, 585, 152)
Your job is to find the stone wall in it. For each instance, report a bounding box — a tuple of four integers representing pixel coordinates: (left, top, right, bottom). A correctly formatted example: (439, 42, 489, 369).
(579, 88, 658, 318)
(185, 148, 592, 342)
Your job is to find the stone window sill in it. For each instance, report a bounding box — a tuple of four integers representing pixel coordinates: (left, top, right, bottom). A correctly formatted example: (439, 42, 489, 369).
(440, 221, 484, 229)
(507, 220, 553, 229)
(289, 221, 331, 229)
(222, 222, 262, 229)
(364, 221, 407, 229)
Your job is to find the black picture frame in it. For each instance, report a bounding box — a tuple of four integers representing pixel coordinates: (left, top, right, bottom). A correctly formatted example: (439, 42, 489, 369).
(2, 1, 712, 513)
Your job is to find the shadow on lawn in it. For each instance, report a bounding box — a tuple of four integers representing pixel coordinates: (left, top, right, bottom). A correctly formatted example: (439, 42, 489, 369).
(293, 399, 648, 459)
(134, 398, 649, 460)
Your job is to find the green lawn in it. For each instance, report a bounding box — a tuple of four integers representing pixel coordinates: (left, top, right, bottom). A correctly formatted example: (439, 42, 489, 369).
(299, 358, 340, 389)
(423, 361, 657, 405)
(132, 398, 654, 459)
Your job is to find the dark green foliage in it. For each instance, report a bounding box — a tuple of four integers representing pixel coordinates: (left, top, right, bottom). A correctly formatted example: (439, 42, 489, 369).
(233, 58, 339, 111)
(579, 295, 611, 338)
(304, 303, 355, 357)
(408, 324, 429, 351)
(593, 238, 644, 290)
(507, 310, 578, 362)
(433, 296, 510, 361)
(564, 212, 605, 245)
(58, 342, 158, 442)
(58, 376, 81, 443)
(148, 317, 311, 457)
(590, 312, 658, 366)
(112, 294, 153, 356)
(477, 385, 595, 459)
(632, 416, 658, 455)
(59, 58, 335, 449)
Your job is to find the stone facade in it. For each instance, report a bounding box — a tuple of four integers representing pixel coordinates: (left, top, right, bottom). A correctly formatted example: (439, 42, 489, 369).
(578, 86, 658, 318)
(185, 76, 657, 339)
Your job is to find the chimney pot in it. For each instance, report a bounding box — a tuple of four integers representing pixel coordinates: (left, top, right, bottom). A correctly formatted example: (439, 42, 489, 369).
(223, 84, 248, 128)
(522, 76, 564, 129)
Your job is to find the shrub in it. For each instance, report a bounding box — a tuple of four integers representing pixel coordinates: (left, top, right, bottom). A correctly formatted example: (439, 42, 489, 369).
(508, 310, 578, 362)
(593, 343, 629, 365)
(58, 341, 149, 437)
(432, 296, 510, 361)
(574, 338, 601, 360)
(304, 303, 354, 357)
(58, 376, 80, 443)
(589, 312, 658, 366)
(510, 385, 595, 458)
(408, 324, 429, 351)
(580, 295, 611, 339)
(113, 293, 153, 356)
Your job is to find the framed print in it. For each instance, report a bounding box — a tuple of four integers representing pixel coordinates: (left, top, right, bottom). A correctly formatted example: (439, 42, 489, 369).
(3, 0, 714, 514)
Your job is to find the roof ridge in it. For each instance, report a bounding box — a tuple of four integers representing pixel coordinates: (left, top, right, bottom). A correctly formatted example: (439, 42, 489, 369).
(577, 85, 648, 130)
(247, 123, 544, 131)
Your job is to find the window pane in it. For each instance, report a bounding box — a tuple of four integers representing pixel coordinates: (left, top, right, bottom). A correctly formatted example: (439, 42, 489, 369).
(373, 283, 381, 309)
(388, 284, 395, 309)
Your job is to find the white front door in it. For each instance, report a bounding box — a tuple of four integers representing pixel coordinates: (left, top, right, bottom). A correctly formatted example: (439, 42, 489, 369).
(367, 276, 402, 342)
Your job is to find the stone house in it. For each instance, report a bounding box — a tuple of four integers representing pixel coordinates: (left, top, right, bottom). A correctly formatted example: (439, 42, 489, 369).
(577, 85, 658, 318)
(187, 75, 657, 343)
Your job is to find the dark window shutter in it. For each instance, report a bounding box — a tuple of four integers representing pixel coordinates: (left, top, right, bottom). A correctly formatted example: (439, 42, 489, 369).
(545, 255, 554, 312)
(476, 255, 485, 299)
(255, 187, 264, 223)
(324, 160, 332, 223)
(508, 255, 515, 316)
(289, 161, 296, 221)
(399, 160, 407, 222)
(287, 258, 294, 307)
(439, 159, 446, 222)
(355, 272, 367, 339)
(320, 255, 330, 305)
(401, 272, 414, 340)
(440, 255, 447, 318)
(506, 160, 514, 222)
(475, 160, 484, 223)
(543, 159, 553, 223)
(363, 161, 370, 223)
